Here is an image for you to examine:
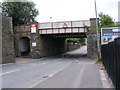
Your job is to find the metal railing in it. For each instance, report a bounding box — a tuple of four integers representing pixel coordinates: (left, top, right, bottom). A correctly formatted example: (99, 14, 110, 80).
(101, 37, 120, 90)
(38, 20, 90, 34)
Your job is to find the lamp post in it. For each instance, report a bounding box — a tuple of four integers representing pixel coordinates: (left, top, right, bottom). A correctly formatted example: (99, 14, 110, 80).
(118, 1, 120, 25)
(94, 0, 100, 62)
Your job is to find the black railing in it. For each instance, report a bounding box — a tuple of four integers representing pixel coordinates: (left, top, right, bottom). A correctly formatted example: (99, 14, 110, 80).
(101, 37, 120, 90)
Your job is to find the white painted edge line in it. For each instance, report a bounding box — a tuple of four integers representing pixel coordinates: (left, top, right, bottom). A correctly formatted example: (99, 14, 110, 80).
(16, 58, 46, 64)
(0, 58, 47, 66)
(1, 62, 48, 75)
(28, 63, 71, 88)
(0, 69, 20, 76)
(0, 57, 61, 67)
(0, 63, 13, 66)
(38, 62, 48, 65)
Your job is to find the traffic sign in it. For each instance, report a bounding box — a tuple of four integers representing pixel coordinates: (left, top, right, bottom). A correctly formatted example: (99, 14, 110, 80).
(101, 27, 120, 45)
(31, 24, 37, 33)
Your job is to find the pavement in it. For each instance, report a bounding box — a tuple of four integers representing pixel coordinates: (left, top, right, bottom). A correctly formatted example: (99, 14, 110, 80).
(1, 46, 114, 88)
(33, 58, 103, 88)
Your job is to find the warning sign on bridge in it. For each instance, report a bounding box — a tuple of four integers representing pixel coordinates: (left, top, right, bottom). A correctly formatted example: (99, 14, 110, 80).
(31, 24, 37, 33)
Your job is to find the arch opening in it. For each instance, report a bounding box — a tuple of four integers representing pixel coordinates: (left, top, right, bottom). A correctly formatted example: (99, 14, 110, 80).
(19, 37, 30, 56)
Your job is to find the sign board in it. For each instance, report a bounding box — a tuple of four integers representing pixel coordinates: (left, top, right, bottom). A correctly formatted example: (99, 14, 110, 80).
(101, 27, 120, 45)
(31, 24, 37, 33)
(32, 42, 36, 47)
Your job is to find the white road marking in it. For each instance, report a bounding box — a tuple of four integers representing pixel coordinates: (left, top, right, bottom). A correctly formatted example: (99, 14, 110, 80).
(41, 62, 48, 65)
(28, 62, 71, 88)
(30, 62, 48, 66)
(0, 63, 13, 66)
(49, 74, 54, 77)
(0, 69, 20, 75)
(28, 62, 49, 69)
(1, 58, 47, 66)
(1, 62, 49, 76)
(16, 58, 46, 64)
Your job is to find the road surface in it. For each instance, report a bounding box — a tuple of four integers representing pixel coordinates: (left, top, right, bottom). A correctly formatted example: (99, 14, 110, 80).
(1, 46, 104, 88)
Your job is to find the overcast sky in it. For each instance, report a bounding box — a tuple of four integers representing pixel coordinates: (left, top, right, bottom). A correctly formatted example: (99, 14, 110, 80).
(33, 0, 119, 23)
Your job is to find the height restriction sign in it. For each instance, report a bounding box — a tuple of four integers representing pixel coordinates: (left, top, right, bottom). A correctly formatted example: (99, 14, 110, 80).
(31, 24, 37, 33)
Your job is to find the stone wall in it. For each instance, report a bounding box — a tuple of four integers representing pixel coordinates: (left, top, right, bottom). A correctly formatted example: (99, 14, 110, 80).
(14, 25, 31, 57)
(87, 18, 99, 59)
(87, 33, 97, 59)
(90, 18, 97, 30)
(67, 43, 80, 51)
(14, 25, 67, 59)
(2, 16, 15, 64)
(0, 16, 2, 64)
(14, 24, 41, 59)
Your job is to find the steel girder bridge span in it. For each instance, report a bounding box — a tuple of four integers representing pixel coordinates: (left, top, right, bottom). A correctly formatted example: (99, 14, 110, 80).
(38, 20, 90, 38)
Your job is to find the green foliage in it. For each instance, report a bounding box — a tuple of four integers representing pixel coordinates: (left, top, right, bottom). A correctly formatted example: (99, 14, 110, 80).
(67, 38, 85, 45)
(89, 12, 116, 33)
(89, 29, 97, 33)
(99, 12, 115, 27)
(2, 0, 39, 26)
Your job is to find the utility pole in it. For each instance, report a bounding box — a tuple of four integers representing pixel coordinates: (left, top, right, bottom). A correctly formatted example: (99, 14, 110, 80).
(118, 1, 120, 25)
(94, 0, 100, 62)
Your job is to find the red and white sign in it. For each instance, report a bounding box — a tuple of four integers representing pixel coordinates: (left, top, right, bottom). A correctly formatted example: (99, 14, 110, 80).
(31, 24, 37, 33)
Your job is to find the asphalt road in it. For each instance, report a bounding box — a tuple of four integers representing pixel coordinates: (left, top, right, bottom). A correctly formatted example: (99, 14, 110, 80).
(1, 46, 104, 88)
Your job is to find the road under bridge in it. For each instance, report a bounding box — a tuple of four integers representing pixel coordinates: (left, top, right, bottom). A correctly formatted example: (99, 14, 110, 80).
(14, 18, 97, 59)
(2, 17, 98, 64)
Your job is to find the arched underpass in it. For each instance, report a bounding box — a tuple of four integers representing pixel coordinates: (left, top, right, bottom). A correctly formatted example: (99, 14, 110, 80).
(19, 37, 30, 56)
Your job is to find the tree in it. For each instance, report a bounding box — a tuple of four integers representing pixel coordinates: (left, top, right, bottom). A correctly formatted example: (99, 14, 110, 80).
(99, 12, 115, 27)
(67, 38, 85, 45)
(2, 0, 39, 26)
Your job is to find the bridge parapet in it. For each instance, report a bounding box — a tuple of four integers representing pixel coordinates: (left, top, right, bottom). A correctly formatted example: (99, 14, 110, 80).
(38, 20, 90, 34)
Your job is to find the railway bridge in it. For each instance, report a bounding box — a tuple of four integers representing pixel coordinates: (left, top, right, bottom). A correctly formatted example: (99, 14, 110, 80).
(2, 17, 98, 63)
(14, 18, 97, 59)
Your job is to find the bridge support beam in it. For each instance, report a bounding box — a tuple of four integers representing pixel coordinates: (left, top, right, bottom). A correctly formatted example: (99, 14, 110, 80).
(87, 18, 99, 59)
(87, 33, 97, 59)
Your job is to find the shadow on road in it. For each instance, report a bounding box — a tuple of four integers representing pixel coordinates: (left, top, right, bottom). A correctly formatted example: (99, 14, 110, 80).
(62, 53, 87, 59)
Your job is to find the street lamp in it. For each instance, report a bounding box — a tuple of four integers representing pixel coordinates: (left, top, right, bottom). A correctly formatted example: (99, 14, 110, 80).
(94, 0, 100, 62)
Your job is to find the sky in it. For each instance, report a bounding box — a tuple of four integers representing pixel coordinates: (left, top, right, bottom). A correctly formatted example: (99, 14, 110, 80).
(0, 0, 119, 22)
(1, 0, 119, 23)
(32, 0, 119, 23)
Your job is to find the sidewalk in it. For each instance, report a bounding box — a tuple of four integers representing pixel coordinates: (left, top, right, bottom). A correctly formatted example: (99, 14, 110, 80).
(15, 58, 37, 64)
